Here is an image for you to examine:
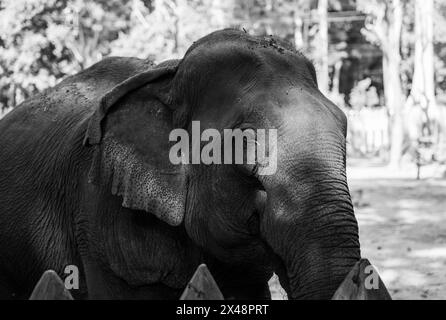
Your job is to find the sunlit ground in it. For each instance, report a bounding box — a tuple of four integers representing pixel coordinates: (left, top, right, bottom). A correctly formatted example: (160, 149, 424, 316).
(268, 161, 446, 300)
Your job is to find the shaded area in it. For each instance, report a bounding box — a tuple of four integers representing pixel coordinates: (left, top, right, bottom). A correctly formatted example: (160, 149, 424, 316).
(349, 176, 446, 299)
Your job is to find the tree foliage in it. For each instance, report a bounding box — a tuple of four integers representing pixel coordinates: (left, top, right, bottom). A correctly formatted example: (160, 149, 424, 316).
(0, 0, 446, 117)
(0, 0, 133, 107)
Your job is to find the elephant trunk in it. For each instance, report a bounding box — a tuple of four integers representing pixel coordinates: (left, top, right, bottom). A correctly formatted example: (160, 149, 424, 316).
(259, 141, 360, 299)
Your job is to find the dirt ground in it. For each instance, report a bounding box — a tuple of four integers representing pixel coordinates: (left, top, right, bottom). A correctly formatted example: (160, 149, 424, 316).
(268, 162, 446, 300)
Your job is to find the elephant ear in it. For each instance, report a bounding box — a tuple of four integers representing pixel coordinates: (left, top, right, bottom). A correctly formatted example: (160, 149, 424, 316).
(84, 62, 186, 226)
(83, 62, 178, 146)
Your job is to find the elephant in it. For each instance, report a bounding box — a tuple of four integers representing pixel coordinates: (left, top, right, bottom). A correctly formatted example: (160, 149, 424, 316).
(0, 28, 360, 300)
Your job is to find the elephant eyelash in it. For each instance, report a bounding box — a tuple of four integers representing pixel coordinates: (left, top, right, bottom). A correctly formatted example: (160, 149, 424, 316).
(246, 209, 261, 235)
(250, 162, 260, 178)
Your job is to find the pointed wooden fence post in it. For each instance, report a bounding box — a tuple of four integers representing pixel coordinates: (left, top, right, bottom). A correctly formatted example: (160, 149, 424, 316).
(332, 259, 392, 300)
(180, 264, 224, 300)
(29, 270, 73, 300)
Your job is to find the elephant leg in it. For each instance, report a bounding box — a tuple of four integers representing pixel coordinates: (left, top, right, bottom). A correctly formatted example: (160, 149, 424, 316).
(0, 283, 13, 299)
(0, 272, 18, 299)
(205, 259, 273, 300)
(220, 282, 271, 300)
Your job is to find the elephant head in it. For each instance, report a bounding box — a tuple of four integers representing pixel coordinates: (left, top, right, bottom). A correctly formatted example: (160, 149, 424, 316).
(83, 29, 360, 299)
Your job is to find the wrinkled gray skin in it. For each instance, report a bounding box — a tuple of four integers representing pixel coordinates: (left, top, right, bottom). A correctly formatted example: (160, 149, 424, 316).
(0, 29, 360, 300)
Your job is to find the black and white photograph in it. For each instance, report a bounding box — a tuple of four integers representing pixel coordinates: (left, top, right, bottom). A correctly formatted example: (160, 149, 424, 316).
(0, 0, 445, 305)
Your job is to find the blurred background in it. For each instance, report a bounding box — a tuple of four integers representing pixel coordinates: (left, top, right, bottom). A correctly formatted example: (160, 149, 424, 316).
(0, 0, 445, 299)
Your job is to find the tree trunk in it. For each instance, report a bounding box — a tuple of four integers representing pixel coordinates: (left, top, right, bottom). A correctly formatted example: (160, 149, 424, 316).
(406, 0, 437, 139)
(293, 10, 304, 49)
(383, 0, 405, 168)
(385, 51, 405, 168)
(317, 0, 329, 94)
(293, 0, 308, 50)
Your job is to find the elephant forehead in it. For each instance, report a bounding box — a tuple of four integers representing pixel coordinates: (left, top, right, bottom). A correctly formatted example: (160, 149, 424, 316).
(184, 28, 298, 59)
(179, 30, 315, 85)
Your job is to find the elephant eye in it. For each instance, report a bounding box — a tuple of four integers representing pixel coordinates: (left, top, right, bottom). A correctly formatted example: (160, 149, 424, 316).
(246, 209, 260, 235)
(237, 128, 258, 164)
(223, 127, 260, 177)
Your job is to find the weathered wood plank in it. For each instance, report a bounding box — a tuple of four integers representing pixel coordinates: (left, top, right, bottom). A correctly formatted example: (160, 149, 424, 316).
(29, 270, 73, 300)
(180, 264, 224, 300)
(332, 259, 392, 300)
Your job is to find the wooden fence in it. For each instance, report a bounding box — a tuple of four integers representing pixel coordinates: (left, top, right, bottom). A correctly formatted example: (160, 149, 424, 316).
(29, 259, 391, 300)
(343, 107, 390, 157)
(343, 105, 446, 163)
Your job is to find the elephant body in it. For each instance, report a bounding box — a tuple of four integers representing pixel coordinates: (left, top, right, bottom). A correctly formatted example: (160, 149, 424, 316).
(0, 57, 160, 298)
(0, 56, 271, 299)
(0, 29, 360, 300)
